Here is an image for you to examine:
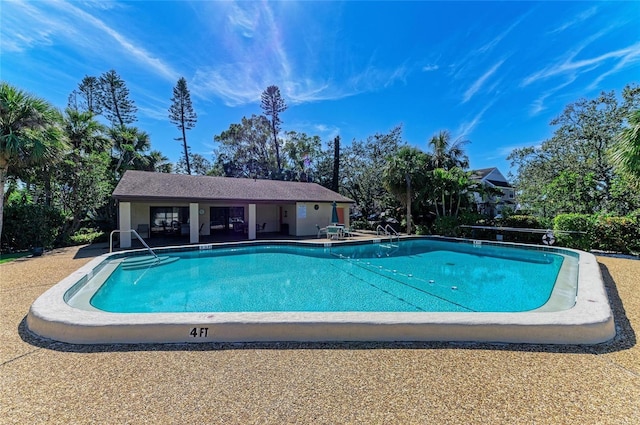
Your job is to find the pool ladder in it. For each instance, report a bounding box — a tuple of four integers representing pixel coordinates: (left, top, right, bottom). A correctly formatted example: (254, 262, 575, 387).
(109, 229, 158, 259)
(376, 224, 400, 244)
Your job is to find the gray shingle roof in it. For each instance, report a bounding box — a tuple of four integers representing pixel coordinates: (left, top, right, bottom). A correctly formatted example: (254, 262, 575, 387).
(113, 170, 354, 204)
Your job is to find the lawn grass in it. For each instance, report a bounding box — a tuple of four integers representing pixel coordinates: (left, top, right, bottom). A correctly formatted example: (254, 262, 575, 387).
(0, 252, 31, 264)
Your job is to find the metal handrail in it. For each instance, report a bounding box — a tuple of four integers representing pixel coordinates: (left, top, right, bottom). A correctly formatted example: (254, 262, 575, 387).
(384, 224, 400, 243)
(109, 229, 158, 259)
(376, 224, 400, 243)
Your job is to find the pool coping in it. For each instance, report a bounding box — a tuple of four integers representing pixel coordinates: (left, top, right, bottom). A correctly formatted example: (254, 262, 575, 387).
(26, 237, 615, 345)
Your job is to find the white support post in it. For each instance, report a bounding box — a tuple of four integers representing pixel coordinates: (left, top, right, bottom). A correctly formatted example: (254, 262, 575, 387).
(189, 203, 199, 244)
(248, 203, 256, 240)
(119, 202, 132, 248)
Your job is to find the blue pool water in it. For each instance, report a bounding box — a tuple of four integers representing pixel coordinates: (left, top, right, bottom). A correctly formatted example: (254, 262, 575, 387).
(88, 239, 570, 314)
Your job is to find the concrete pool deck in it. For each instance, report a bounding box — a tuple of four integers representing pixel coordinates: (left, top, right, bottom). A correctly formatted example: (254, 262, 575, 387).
(1, 243, 639, 423)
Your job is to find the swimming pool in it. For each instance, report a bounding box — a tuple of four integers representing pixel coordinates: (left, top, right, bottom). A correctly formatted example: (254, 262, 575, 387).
(27, 237, 615, 345)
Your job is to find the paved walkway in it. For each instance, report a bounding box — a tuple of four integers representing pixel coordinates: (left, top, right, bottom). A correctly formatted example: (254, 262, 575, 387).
(1, 244, 638, 424)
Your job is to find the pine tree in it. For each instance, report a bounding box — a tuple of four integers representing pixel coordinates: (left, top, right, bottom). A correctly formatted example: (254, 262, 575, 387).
(260, 85, 287, 173)
(169, 77, 197, 175)
(98, 70, 137, 126)
(67, 76, 102, 115)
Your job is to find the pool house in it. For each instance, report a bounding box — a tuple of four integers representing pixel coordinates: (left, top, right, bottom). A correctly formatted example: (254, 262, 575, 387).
(112, 170, 355, 248)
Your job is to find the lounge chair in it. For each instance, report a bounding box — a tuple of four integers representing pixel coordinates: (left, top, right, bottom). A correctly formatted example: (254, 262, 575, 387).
(316, 224, 327, 238)
(326, 225, 343, 240)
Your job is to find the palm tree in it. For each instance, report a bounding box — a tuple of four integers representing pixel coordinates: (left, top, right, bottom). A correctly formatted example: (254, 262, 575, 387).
(610, 109, 640, 177)
(383, 146, 430, 234)
(63, 108, 109, 154)
(0, 83, 66, 245)
(144, 150, 172, 173)
(109, 125, 151, 177)
(428, 130, 469, 170)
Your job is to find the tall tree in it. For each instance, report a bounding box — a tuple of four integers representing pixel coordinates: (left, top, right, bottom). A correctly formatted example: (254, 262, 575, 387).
(169, 77, 197, 175)
(56, 108, 112, 238)
(509, 85, 640, 216)
(610, 109, 640, 178)
(213, 115, 275, 178)
(332, 135, 340, 192)
(98, 69, 137, 126)
(176, 153, 211, 175)
(0, 83, 67, 244)
(383, 146, 430, 234)
(67, 76, 102, 115)
(260, 85, 287, 172)
(428, 130, 469, 170)
(282, 131, 323, 181)
(109, 125, 151, 177)
(340, 126, 404, 222)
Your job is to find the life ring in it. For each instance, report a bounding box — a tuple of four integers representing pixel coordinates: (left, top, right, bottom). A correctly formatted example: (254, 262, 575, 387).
(542, 231, 555, 245)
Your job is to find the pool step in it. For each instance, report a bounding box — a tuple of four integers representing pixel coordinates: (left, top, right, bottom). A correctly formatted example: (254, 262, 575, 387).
(121, 255, 179, 270)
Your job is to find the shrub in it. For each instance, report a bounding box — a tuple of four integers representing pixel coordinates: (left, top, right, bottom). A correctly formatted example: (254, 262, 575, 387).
(502, 215, 551, 244)
(592, 215, 640, 254)
(1, 204, 64, 251)
(432, 216, 459, 237)
(69, 228, 106, 245)
(414, 224, 431, 235)
(553, 214, 594, 251)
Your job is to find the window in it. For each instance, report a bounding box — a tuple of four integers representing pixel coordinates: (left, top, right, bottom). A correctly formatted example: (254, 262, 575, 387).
(150, 207, 189, 236)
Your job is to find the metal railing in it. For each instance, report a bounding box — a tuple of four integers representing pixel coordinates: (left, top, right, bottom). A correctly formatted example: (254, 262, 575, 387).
(457, 225, 587, 246)
(110, 229, 158, 259)
(376, 224, 400, 243)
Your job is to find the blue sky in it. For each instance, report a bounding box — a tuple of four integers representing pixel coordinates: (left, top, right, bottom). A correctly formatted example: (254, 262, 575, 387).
(2, 1, 639, 176)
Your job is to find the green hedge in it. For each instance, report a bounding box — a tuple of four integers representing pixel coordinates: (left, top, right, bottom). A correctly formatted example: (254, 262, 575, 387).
(553, 214, 594, 251)
(1, 204, 64, 251)
(592, 215, 640, 253)
(553, 213, 640, 254)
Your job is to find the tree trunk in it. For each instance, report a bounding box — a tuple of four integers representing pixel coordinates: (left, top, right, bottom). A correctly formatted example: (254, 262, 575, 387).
(332, 136, 340, 192)
(0, 156, 7, 249)
(272, 125, 281, 172)
(181, 120, 191, 175)
(405, 172, 412, 234)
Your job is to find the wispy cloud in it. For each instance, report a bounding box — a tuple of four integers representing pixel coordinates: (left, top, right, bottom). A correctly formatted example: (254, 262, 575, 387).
(422, 64, 439, 72)
(463, 60, 505, 103)
(0, 0, 67, 52)
(523, 41, 640, 87)
(547, 6, 597, 34)
(455, 101, 495, 138)
(191, 1, 408, 106)
(50, 1, 179, 81)
(521, 24, 638, 87)
(529, 76, 577, 116)
(477, 11, 529, 54)
(0, 0, 179, 81)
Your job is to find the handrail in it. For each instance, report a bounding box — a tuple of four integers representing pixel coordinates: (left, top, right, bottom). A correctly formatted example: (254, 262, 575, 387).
(457, 225, 587, 234)
(384, 224, 400, 243)
(376, 224, 400, 243)
(110, 229, 158, 259)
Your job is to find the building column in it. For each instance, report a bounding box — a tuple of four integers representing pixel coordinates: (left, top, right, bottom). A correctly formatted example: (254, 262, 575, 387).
(248, 203, 256, 240)
(189, 203, 199, 244)
(119, 201, 132, 248)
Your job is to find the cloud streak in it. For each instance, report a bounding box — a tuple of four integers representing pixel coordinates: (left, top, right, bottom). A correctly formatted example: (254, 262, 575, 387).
(191, 1, 409, 106)
(521, 23, 639, 88)
(463, 60, 505, 103)
(0, 0, 179, 82)
(456, 101, 496, 138)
